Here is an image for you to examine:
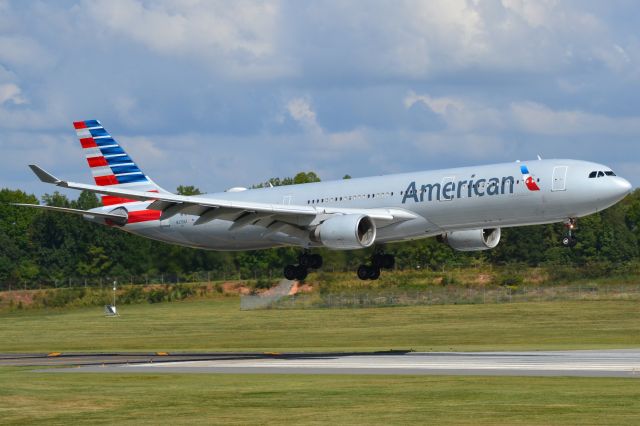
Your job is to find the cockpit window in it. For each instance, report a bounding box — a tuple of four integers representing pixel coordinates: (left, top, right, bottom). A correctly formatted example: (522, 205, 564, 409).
(589, 171, 597, 178)
(605, 171, 616, 176)
(597, 171, 605, 177)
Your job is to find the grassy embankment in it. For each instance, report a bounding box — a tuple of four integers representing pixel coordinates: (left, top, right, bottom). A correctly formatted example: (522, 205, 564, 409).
(3, 264, 640, 311)
(1, 297, 639, 353)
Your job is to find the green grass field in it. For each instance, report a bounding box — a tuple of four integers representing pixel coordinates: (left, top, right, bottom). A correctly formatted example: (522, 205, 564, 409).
(1, 368, 639, 425)
(0, 297, 639, 352)
(2, 298, 639, 425)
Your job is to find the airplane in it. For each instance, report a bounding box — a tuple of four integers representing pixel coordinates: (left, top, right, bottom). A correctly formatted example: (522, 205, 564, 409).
(15, 120, 632, 281)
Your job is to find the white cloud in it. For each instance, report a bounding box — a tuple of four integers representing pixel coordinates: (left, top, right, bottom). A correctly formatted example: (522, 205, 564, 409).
(404, 91, 503, 132)
(406, 90, 640, 137)
(1, 0, 640, 194)
(286, 97, 320, 133)
(82, 0, 292, 79)
(0, 35, 53, 68)
(0, 83, 26, 105)
(404, 91, 464, 115)
(293, 0, 634, 79)
(509, 101, 640, 135)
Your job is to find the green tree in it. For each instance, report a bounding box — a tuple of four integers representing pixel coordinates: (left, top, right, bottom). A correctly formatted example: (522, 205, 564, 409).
(293, 172, 321, 184)
(76, 246, 113, 278)
(177, 185, 202, 196)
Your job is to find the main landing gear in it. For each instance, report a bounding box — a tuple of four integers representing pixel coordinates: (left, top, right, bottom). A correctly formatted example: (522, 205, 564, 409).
(561, 218, 578, 248)
(357, 251, 395, 281)
(283, 252, 323, 281)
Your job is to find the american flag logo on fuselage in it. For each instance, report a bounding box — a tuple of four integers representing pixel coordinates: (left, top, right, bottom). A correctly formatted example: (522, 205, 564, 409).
(520, 165, 540, 191)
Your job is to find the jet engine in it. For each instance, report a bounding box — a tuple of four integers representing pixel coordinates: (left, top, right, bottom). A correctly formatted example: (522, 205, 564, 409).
(441, 228, 501, 252)
(311, 214, 376, 249)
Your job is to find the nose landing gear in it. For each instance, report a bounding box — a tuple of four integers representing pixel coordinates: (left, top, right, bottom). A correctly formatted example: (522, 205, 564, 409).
(283, 252, 323, 281)
(561, 218, 578, 248)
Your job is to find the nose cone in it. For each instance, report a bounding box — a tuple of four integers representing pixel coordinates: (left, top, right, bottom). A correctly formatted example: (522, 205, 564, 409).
(614, 177, 633, 197)
(592, 176, 632, 210)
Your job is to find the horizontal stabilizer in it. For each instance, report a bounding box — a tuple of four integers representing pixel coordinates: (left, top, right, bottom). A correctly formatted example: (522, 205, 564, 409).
(11, 203, 128, 225)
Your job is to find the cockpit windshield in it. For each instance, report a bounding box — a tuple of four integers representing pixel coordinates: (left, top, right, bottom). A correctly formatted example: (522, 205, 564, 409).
(589, 170, 616, 178)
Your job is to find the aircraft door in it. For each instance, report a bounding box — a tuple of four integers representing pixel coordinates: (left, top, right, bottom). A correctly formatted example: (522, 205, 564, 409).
(552, 166, 568, 191)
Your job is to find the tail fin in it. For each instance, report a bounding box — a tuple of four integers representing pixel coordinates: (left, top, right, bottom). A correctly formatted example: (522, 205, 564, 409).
(73, 119, 167, 206)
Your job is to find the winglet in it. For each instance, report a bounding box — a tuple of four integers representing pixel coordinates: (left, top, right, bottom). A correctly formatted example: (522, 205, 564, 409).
(28, 165, 62, 185)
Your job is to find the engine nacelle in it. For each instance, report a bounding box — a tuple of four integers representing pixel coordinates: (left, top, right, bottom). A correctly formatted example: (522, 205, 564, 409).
(441, 228, 501, 252)
(311, 214, 376, 250)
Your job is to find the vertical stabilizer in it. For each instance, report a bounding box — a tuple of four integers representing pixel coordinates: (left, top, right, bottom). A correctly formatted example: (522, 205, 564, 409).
(73, 119, 168, 206)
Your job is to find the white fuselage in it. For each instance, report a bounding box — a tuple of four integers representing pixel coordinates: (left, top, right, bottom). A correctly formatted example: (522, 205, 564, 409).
(103, 159, 631, 250)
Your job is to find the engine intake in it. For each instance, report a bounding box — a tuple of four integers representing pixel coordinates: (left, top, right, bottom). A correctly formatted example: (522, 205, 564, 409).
(312, 214, 376, 250)
(441, 228, 501, 252)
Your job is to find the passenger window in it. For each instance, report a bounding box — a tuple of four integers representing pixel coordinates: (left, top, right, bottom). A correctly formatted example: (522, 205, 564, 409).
(597, 171, 605, 177)
(589, 171, 597, 178)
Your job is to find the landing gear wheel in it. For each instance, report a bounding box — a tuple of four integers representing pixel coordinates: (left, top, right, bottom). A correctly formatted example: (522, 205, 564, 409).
(381, 254, 395, 270)
(561, 236, 577, 248)
(298, 254, 310, 268)
(295, 265, 308, 281)
(357, 265, 371, 281)
(357, 265, 381, 280)
(298, 253, 323, 269)
(309, 254, 323, 269)
(372, 253, 394, 269)
(368, 267, 381, 280)
(561, 219, 578, 248)
(284, 265, 298, 281)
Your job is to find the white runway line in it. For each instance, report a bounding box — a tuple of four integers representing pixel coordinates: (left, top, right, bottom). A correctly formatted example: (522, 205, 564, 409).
(132, 350, 640, 374)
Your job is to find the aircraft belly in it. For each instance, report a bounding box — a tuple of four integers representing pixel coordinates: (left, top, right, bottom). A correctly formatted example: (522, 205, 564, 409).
(129, 217, 280, 250)
(376, 215, 438, 242)
(420, 190, 547, 230)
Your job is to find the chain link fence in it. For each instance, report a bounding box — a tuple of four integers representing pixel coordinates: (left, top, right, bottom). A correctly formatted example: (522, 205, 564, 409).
(241, 284, 640, 310)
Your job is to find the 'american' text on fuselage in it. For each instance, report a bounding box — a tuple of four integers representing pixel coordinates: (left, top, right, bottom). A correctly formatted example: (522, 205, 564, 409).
(402, 176, 516, 204)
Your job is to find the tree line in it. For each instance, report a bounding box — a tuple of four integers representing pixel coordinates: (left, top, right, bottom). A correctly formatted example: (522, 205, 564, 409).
(1, 171, 639, 289)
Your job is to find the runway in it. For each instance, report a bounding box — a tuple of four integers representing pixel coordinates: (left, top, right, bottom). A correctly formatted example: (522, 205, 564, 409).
(13, 349, 639, 378)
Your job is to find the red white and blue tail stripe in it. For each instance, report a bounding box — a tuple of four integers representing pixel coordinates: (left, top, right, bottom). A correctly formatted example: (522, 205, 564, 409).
(74, 119, 164, 207)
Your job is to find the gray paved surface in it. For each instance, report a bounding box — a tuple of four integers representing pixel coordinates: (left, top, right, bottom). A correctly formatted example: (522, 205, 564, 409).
(17, 349, 640, 378)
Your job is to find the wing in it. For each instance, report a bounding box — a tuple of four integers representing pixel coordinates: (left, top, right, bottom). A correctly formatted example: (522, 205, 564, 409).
(27, 165, 418, 229)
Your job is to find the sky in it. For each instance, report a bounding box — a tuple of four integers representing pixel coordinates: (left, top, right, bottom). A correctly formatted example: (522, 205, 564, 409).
(1, 0, 640, 198)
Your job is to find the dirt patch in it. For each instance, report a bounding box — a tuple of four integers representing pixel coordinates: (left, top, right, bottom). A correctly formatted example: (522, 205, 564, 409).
(221, 282, 251, 295)
(474, 274, 493, 285)
(0, 290, 37, 308)
(288, 282, 314, 295)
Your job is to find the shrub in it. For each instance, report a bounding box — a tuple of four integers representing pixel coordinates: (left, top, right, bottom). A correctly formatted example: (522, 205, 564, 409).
(500, 275, 524, 287)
